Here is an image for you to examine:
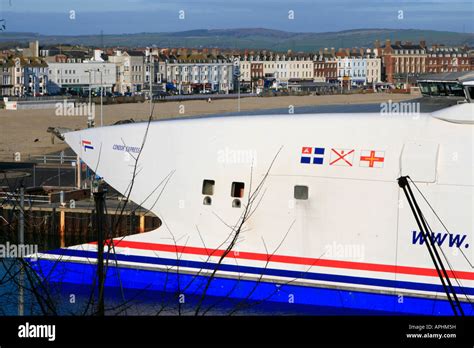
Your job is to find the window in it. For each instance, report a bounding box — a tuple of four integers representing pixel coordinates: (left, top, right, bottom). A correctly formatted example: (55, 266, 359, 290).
(294, 185, 309, 200)
(231, 182, 245, 198)
(202, 179, 215, 195)
(468, 87, 474, 100)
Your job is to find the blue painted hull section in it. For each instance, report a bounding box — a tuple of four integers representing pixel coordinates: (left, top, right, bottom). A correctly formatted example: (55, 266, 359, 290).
(30, 256, 474, 316)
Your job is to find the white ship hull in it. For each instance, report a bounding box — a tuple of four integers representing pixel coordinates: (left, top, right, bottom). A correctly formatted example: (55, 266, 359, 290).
(31, 103, 474, 314)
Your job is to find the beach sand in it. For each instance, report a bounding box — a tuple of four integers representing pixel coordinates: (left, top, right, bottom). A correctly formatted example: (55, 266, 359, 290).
(0, 93, 413, 161)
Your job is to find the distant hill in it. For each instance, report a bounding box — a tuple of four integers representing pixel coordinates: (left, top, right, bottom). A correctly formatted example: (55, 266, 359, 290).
(0, 28, 472, 51)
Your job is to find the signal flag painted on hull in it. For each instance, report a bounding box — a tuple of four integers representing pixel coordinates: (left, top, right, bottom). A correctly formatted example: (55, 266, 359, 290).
(329, 148, 354, 166)
(82, 140, 94, 152)
(360, 150, 385, 168)
(301, 147, 325, 165)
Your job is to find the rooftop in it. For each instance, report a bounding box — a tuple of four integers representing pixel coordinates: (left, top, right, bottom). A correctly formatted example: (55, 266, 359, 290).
(417, 71, 474, 83)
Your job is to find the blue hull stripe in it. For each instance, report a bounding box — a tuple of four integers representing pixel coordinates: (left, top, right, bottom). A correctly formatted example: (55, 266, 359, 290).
(44, 248, 474, 296)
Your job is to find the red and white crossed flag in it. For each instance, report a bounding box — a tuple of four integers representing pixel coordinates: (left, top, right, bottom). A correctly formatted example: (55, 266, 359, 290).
(329, 148, 354, 166)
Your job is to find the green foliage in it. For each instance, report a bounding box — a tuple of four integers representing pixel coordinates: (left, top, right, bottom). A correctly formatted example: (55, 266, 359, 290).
(0, 28, 472, 51)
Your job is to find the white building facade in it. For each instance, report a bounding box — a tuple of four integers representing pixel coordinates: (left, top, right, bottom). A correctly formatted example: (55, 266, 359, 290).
(337, 57, 367, 86)
(366, 57, 382, 84)
(108, 51, 145, 94)
(47, 62, 116, 94)
(165, 60, 234, 93)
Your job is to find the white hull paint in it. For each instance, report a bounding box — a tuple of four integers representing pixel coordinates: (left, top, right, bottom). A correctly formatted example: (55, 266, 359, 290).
(35, 103, 474, 313)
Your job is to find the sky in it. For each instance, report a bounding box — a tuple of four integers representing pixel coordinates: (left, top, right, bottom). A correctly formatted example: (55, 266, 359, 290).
(0, 0, 472, 35)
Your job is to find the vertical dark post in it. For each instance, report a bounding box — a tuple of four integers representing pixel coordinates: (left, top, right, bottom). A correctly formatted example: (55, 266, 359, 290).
(130, 210, 135, 235)
(18, 185, 24, 245)
(18, 185, 24, 316)
(93, 189, 106, 316)
(51, 207, 56, 235)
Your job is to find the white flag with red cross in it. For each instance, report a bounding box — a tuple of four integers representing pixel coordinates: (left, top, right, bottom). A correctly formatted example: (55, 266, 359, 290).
(359, 150, 385, 168)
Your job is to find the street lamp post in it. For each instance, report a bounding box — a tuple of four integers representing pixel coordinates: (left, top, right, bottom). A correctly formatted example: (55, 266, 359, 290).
(100, 67, 103, 127)
(149, 56, 153, 115)
(86, 70, 93, 127)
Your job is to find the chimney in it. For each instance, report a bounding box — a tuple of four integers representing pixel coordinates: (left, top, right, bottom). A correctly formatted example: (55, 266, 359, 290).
(375, 40, 380, 48)
(395, 40, 401, 46)
(330, 47, 335, 55)
(178, 48, 188, 56)
(420, 40, 426, 48)
(385, 39, 391, 48)
(29, 41, 39, 58)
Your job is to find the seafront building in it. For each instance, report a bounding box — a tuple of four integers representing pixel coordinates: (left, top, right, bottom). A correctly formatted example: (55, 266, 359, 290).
(313, 49, 338, 83)
(23, 57, 49, 96)
(108, 50, 146, 94)
(47, 61, 116, 95)
(0, 39, 472, 96)
(0, 58, 14, 96)
(366, 58, 382, 84)
(376, 40, 427, 84)
(259, 53, 313, 82)
(337, 56, 368, 86)
(160, 49, 234, 94)
(426, 45, 471, 73)
(0, 56, 48, 96)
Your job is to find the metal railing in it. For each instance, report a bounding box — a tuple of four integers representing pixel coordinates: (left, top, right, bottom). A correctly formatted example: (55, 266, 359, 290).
(28, 154, 77, 165)
(0, 192, 50, 204)
(162, 93, 257, 101)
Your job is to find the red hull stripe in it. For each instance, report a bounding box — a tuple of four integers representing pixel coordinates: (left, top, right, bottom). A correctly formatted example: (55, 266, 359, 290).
(90, 240, 474, 280)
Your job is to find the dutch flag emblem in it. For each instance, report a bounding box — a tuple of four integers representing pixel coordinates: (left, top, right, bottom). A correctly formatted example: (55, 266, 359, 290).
(82, 140, 94, 152)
